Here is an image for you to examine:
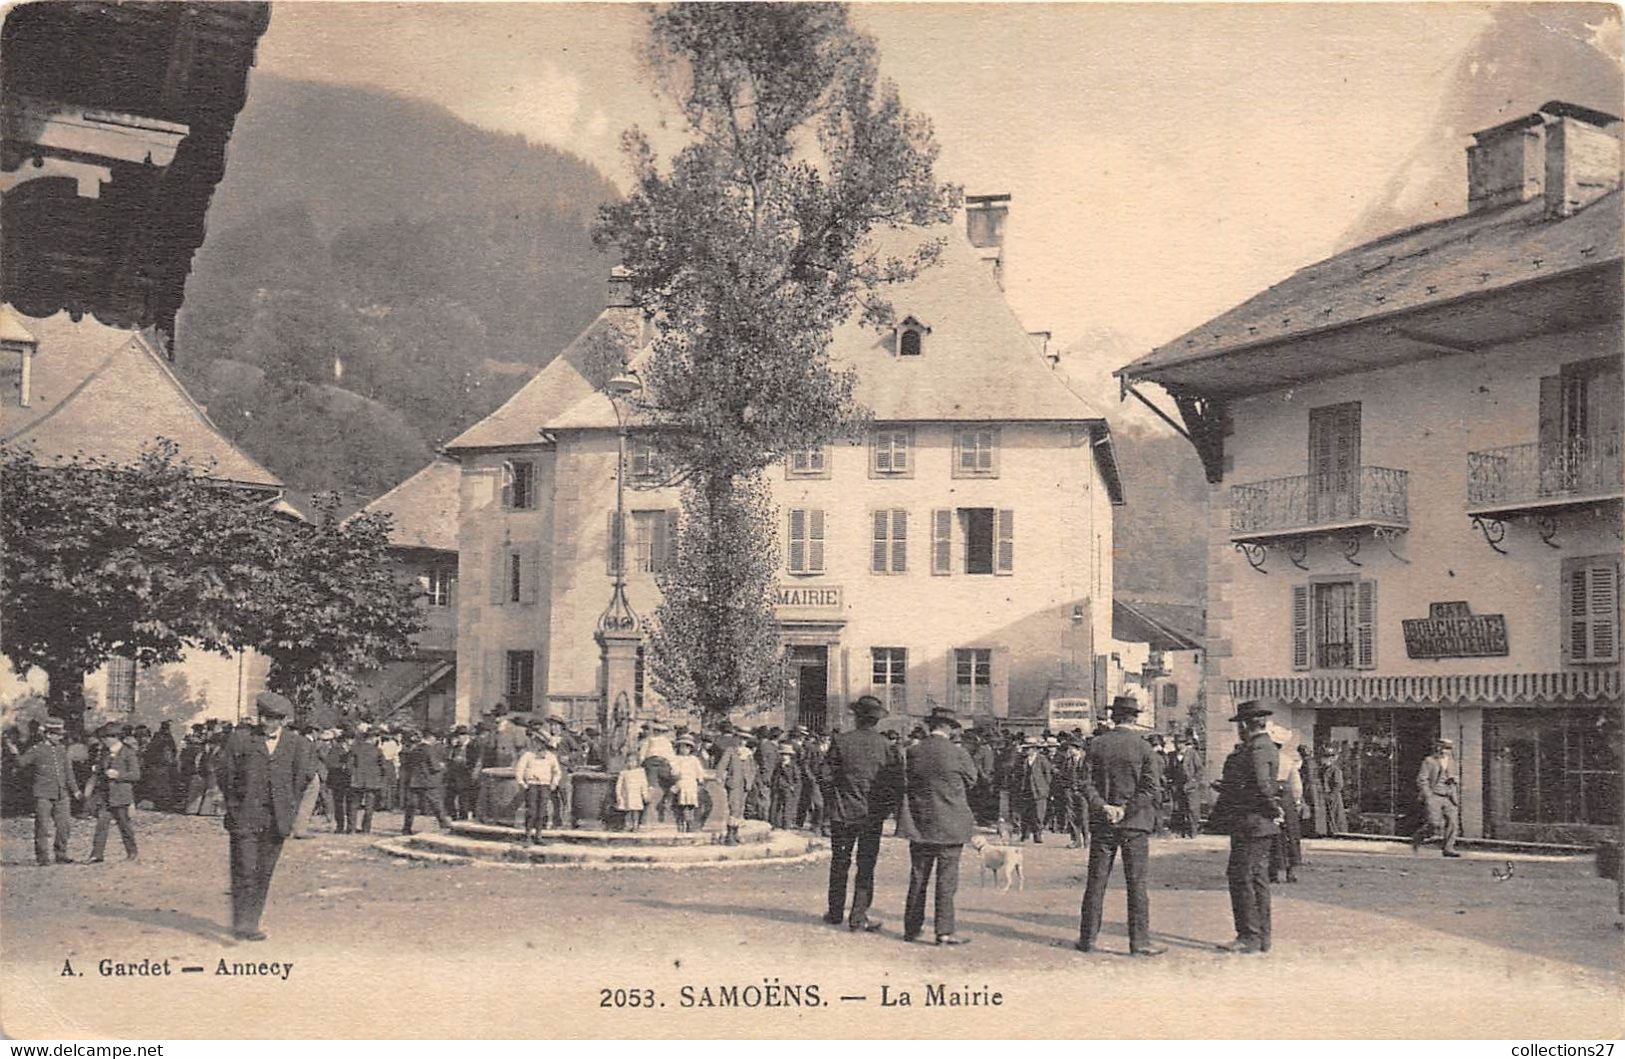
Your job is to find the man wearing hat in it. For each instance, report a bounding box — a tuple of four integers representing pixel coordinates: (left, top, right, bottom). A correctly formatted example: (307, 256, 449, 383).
(1211, 700, 1282, 954)
(1077, 695, 1165, 956)
(1013, 736, 1054, 844)
(819, 695, 903, 932)
(769, 740, 802, 830)
(17, 717, 81, 865)
(88, 723, 142, 864)
(900, 706, 977, 945)
(219, 691, 317, 941)
(1166, 735, 1202, 839)
(402, 728, 451, 835)
(1413, 737, 1461, 857)
(349, 724, 385, 833)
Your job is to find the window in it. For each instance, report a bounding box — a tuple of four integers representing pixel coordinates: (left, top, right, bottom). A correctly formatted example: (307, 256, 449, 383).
(895, 316, 930, 356)
(870, 509, 907, 574)
(953, 427, 999, 478)
(1161, 683, 1179, 710)
(1540, 359, 1623, 497)
(502, 460, 535, 510)
(631, 509, 677, 574)
(490, 545, 537, 606)
(787, 445, 829, 479)
(870, 428, 914, 477)
(629, 436, 667, 482)
(422, 567, 454, 607)
(105, 656, 137, 712)
(872, 647, 907, 711)
(1487, 708, 1620, 828)
(1307, 402, 1361, 522)
(1563, 556, 1620, 664)
(1293, 579, 1376, 671)
(955, 648, 992, 714)
(787, 508, 826, 575)
(931, 509, 953, 575)
(957, 507, 1014, 575)
(505, 650, 535, 711)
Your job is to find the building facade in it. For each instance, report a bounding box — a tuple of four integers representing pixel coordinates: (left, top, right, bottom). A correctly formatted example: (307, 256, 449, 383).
(1119, 102, 1623, 845)
(443, 200, 1124, 733)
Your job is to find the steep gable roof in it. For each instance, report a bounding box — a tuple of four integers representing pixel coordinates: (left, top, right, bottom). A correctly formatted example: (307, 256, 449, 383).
(358, 456, 461, 553)
(0, 307, 280, 488)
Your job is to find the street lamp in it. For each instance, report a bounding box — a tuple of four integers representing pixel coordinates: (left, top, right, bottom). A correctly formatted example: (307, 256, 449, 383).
(598, 368, 643, 639)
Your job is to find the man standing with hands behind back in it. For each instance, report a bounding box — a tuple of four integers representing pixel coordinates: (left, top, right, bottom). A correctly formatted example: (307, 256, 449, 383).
(1077, 695, 1165, 957)
(220, 691, 316, 941)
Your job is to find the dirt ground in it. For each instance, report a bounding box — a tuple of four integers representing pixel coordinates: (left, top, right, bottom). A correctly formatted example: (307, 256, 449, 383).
(1, 810, 1619, 1040)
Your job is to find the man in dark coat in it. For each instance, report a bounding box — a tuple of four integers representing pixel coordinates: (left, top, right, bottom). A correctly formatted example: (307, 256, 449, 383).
(348, 726, 385, 833)
(1167, 736, 1202, 838)
(1014, 738, 1054, 843)
(1053, 734, 1089, 848)
(1211, 701, 1282, 954)
(19, 717, 81, 865)
(819, 696, 902, 932)
(901, 706, 977, 945)
(88, 724, 142, 863)
(402, 730, 450, 834)
(220, 692, 316, 940)
(1077, 695, 1165, 956)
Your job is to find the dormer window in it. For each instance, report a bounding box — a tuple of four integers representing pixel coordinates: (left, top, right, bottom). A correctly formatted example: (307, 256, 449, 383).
(895, 316, 930, 357)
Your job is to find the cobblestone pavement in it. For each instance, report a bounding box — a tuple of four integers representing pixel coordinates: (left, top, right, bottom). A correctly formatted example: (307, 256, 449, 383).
(1, 811, 1619, 1039)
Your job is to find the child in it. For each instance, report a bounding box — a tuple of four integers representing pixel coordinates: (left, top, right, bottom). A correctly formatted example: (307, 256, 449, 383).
(514, 730, 562, 844)
(670, 736, 706, 833)
(769, 742, 801, 830)
(614, 758, 650, 832)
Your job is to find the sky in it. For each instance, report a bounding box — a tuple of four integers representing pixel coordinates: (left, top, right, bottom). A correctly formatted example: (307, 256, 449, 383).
(254, 2, 1622, 425)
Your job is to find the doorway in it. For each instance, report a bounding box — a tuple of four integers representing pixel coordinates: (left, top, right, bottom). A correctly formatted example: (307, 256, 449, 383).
(1308, 402, 1361, 521)
(790, 644, 829, 733)
(1315, 707, 1437, 835)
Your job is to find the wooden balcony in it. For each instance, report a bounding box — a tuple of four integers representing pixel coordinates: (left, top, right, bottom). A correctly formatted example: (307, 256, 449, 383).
(1467, 432, 1623, 518)
(1229, 467, 1409, 544)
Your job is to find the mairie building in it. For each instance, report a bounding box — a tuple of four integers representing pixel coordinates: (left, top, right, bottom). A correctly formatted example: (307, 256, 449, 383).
(442, 198, 1124, 733)
(1118, 102, 1622, 846)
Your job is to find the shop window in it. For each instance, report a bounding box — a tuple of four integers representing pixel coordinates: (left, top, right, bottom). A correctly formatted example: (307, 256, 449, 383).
(870, 509, 907, 574)
(872, 647, 907, 712)
(1487, 709, 1621, 829)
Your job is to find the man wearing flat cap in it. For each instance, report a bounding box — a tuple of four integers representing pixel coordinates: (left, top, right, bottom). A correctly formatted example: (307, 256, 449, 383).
(819, 695, 903, 932)
(1211, 700, 1282, 954)
(220, 690, 317, 941)
(1413, 737, 1461, 857)
(1077, 694, 1165, 956)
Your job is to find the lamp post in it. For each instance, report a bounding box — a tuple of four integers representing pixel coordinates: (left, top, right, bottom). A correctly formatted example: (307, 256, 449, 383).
(597, 370, 644, 764)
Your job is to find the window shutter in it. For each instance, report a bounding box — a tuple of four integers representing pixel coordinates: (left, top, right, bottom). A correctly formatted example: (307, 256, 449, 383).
(895, 431, 909, 472)
(991, 645, 1011, 719)
(892, 509, 907, 572)
(788, 509, 806, 573)
(871, 433, 888, 474)
(996, 509, 1014, 575)
(1590, 563, 1619, 662)
(809, 509, 826, 573)
(1355, 579, 1377, 669)
(663, 509, 679, 570)
(871, 510, 888, 573)
(932, 509, 952, 575)
(946, 648, 958, 710)
(489, 549, 506, 606)
(1539, 373, 1563, 472)
(500, 460, 515, 509)
(1290, 584, 1310, 670)
(1568, 565, 1591, 662)
(519, 548, 539, 604)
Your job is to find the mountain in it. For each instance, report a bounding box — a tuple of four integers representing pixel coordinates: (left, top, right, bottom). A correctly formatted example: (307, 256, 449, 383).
(176, 74, 620, 504)
(1340, 6, 1621, 249)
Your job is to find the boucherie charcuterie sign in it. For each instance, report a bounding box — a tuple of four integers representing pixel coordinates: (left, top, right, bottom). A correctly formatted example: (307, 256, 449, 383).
(1402, 601, 1509, 659)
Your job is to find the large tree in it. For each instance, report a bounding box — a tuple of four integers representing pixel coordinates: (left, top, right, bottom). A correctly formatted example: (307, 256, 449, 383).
(0, 441, 421, 729)
(595, 3, 957, 723)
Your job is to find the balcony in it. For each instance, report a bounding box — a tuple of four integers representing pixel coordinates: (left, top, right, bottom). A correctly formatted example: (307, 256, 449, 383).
(1467, 432, 1623, 518)
(1230, 467, 1409, 544)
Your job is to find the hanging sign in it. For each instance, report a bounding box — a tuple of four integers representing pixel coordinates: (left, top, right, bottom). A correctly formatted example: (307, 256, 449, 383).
(1402, 601, 1508, 659)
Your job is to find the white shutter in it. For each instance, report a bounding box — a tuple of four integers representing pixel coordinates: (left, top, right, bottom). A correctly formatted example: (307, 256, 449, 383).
(1291, 584, 1310, 670)
(788, 509, 806, 573)
(892, 509, 907, 573)
(932, 509, 952, 575)
(871, 510, 888, 573)
(894, 431, 910, 473)
(995, 509, 1014, 575)
(872, 433, 889, 474)
(1355, 579, 1377, 669)
(500, 460, 515, 509)
(809, 509, 826, 573)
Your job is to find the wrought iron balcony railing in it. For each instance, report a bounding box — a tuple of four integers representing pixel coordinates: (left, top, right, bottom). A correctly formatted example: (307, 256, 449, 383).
(1467, 432, 1623, 515)
(1229, 467, 1409, 540)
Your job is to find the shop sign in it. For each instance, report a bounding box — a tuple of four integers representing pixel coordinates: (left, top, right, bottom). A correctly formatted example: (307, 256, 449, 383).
(775, 584, 843, 610)
(1402, 601, 1508, 659)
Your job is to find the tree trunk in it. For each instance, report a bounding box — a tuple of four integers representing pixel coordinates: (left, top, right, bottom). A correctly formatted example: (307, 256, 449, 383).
(44, 663, 89, 738)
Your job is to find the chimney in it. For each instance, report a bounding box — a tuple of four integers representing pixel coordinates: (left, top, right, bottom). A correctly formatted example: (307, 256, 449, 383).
(1466, 101, 1621, 216)
(965, 193, 1011, 289)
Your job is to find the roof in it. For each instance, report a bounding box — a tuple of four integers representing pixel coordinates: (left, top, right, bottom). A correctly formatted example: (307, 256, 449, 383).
(1119, 189, 1622, 392)
(0, 307, 280, 489)
(1113, 599, 1204, 652)
(357, 456, 461, 553)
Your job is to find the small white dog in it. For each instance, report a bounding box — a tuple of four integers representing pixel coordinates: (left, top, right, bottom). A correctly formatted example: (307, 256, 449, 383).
(970, 834, 1024, 891)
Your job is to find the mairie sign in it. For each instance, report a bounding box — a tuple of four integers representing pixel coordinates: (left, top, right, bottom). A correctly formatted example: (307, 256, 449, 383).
(775, 584, 843, 610)
(1402, 601, 1509, 659)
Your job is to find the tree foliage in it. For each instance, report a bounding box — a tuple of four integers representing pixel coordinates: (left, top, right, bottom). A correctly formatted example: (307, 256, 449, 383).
(595, 3, 956, 723)
(0, 441, 422, 726)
